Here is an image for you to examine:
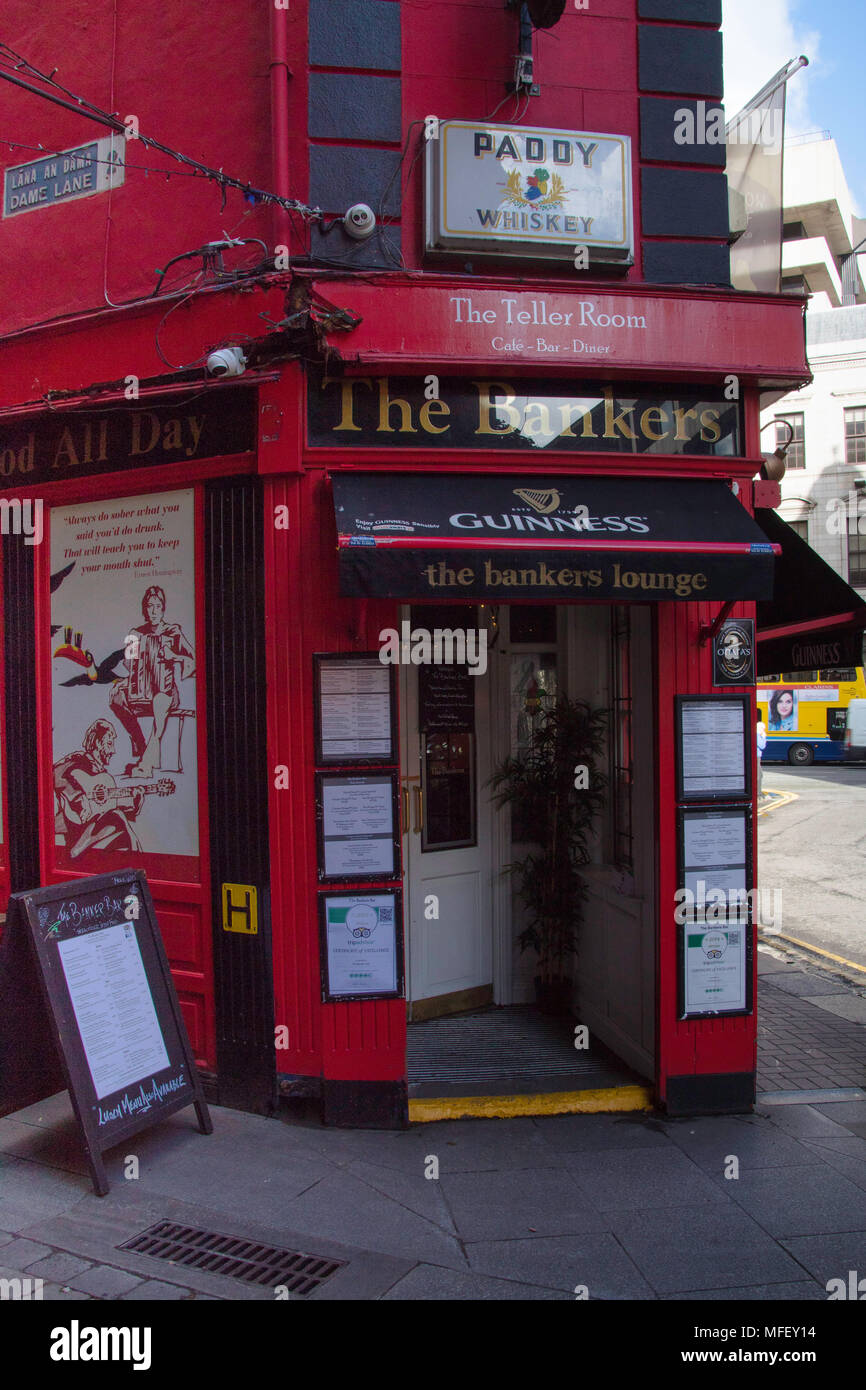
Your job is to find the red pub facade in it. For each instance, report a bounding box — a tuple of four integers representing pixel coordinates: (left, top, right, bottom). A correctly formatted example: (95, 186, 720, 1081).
(2, 0, 849, 1129)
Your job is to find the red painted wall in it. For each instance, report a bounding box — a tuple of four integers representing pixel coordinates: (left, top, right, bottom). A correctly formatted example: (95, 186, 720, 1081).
(263, 367, 406, 1085)
(0, 2, 274, 334)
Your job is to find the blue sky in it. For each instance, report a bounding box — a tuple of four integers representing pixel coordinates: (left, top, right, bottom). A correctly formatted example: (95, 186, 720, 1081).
(723, 0, 865, 216)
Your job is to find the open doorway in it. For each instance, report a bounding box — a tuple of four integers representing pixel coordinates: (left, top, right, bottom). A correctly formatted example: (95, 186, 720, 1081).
(400, 602, 657, 1104)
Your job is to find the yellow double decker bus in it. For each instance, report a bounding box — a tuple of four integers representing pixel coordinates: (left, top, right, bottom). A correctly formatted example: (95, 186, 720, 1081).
(757, 667, 866, 765)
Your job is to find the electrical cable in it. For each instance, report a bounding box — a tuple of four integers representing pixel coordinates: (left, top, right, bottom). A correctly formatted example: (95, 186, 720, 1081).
(0, 46, 324, 221)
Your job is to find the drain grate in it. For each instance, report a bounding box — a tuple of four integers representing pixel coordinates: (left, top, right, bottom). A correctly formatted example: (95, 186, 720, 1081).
(119, 1221, 345, 1295)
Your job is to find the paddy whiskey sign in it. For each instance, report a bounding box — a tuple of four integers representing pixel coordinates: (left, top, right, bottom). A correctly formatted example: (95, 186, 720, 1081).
(426, 120, 633, 263)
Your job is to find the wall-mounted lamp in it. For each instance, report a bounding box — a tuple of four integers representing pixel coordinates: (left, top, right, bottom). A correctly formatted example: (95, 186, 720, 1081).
(758, 418, 793, 482)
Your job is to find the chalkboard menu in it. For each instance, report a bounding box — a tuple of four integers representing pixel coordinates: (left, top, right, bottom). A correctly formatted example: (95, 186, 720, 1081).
(418, 664, 476, 732)
(0, 870, 211, 1195)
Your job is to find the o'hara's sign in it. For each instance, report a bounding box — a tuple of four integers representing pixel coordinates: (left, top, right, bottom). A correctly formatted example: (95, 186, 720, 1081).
(309, 374, 740, 456)
(426, 121, 633, 263)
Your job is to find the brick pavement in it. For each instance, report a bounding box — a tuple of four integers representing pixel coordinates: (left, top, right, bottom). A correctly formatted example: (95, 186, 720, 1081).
(757, 952, 866, 1094)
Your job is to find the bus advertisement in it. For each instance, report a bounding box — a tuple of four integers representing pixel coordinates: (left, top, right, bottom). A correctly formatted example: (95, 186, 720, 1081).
(757, 668, 866, 765)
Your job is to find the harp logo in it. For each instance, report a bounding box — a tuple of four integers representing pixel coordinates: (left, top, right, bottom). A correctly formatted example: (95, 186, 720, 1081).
(513, 488, 561, 514)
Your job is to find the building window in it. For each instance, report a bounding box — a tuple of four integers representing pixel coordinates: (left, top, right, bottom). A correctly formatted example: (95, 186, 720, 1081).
(787, 519, 808, 541)
(609, 606, 633, 871)
(849, 530, 866, 587)
(776, 414, 805, 468)
(844, 407, 866, 465)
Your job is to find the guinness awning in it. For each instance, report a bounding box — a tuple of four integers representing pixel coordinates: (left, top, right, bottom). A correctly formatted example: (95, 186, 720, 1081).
(332, 473, 780, 601)
(756, 510, 866, 675)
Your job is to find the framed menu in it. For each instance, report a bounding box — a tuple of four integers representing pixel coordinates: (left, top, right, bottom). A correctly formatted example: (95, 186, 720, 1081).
(316, 772, 400, 883)
(0, 870, 211, 1195)
(319, 890, 403, 1001)
(675, 694, 751, 802)
(314, 654, 397, 765)
(677, 806, 753, 1017)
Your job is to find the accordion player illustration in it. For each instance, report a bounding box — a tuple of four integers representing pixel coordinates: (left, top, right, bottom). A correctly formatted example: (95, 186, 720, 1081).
(109, 585, 195, 777)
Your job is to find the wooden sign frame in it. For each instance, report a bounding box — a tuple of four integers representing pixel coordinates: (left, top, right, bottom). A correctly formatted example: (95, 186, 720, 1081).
(315, 770, 401, 884)
(319, 888, 404, 1002)
(675, 693, 752, 803)
(313, 652, 398, 767)
(0, 869, 211, 1195)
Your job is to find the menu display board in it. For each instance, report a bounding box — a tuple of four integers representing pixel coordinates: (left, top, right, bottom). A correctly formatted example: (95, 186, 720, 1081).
(319, 891, 403, 1001)
(316, 773, 400, 882)
(680, 808, 750, 916)
(677, 806, 753, 1017)
(418, 663, 475, 732)
(675, 695, 751, 802)
(314, 654, 397, 765)
(0, 870, 211, 1195)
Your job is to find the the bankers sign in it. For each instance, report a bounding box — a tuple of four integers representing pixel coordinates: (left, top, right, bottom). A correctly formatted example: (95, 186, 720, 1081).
(425, 120, 633, 263)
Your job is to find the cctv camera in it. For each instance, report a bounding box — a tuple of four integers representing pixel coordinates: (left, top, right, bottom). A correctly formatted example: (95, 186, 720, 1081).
(343, 204, 376, 240)
(206, 346, 247, 378)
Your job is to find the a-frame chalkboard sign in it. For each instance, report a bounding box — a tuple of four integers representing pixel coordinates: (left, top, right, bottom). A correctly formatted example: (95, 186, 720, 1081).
(0, 869, 211, 1196)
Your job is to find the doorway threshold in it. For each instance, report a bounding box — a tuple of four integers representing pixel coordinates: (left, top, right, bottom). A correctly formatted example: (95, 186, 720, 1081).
(407, 1006, 652, 1121)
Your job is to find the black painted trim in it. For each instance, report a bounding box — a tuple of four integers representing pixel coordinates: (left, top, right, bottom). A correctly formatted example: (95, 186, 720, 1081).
(638, 0, 721, 23)
(642, 167, 730, 238)
(322, 1078, 409, 1129)
(638, 25, 723, 98)
(3, 538, 40, 893)
(642, 240, 730, 286)
(309, 0, 402, 72)
(308, 73, 402, 144)
(204, 476, 277, 1115)
(640, 96, 726, 167)
(664, 1072, 755, 1115)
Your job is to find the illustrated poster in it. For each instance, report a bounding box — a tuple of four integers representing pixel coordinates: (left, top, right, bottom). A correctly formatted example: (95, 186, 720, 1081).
(50, 489, 198, 863)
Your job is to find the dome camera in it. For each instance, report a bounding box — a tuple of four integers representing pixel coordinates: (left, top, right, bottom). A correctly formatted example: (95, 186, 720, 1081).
(206, 346, 247, 378)
(343, 203, 377, 240)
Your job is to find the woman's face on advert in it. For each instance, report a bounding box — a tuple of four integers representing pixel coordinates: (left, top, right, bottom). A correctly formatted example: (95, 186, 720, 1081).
(777, 692, 794, 718)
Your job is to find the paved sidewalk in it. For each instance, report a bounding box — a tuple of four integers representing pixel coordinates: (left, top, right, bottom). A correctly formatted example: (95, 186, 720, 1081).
(1, 1076, 865, 1301)
(0, 945, 863, 1302)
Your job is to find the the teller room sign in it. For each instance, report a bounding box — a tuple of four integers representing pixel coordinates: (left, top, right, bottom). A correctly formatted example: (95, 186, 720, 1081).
(426, 120, 633, 264)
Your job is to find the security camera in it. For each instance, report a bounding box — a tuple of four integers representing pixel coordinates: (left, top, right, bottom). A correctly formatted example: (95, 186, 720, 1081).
(206, 346, 247, 377)
(343, 203, 376, 240)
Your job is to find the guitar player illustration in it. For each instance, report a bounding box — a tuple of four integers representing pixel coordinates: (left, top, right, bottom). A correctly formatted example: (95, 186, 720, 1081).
(54, 717, 175, 858)
(108, 585, 195, 777)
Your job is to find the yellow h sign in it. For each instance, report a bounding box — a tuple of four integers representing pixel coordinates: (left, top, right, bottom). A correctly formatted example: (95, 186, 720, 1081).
(222, 883, 258, 935)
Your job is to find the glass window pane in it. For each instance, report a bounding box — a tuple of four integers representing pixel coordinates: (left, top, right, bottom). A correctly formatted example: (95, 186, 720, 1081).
(421, 731, 476, 850)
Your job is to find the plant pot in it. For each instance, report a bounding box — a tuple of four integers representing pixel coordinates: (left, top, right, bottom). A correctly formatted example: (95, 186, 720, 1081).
(534, 975, 572, 1017)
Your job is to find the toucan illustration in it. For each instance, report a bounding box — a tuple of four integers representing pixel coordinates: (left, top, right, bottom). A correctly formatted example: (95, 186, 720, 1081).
(54, 630, 126, 687)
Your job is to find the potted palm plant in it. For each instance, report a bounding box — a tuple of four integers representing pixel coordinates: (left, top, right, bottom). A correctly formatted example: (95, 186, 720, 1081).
(490, 696, 607, 1015)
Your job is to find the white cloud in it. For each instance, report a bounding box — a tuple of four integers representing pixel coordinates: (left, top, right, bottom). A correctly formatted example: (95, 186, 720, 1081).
(722, 0, 820, 133)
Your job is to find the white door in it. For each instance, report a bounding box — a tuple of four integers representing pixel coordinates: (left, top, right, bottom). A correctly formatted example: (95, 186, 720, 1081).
(400, 611, 494, 1019)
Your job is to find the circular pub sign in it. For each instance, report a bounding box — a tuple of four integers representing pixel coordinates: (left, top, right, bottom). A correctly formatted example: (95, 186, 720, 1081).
(713, 619, 754, 686)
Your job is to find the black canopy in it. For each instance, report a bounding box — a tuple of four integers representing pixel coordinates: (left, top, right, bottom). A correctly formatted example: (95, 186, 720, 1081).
(755, 510, 866, 675)
(332, 472, 779, 602)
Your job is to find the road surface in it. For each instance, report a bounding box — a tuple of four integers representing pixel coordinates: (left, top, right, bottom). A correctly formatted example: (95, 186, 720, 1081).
(758, 763, 866, 971)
